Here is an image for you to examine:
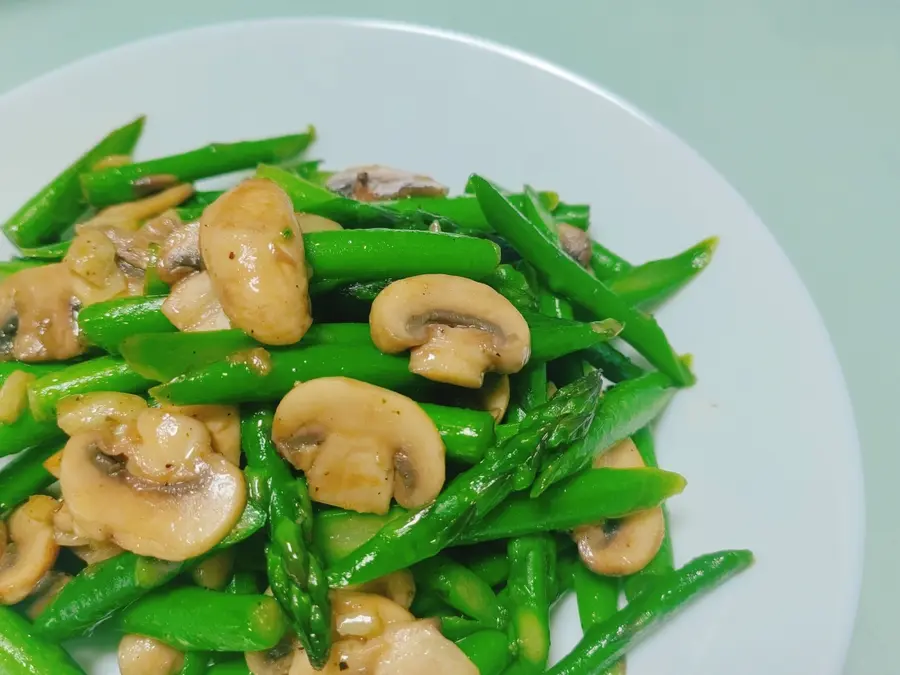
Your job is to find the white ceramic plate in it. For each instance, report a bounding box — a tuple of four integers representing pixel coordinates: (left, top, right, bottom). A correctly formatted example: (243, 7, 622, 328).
(0, 18, 863, 675)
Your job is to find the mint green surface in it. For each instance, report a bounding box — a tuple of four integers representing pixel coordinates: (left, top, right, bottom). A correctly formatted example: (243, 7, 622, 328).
(1, 2, 896, 672)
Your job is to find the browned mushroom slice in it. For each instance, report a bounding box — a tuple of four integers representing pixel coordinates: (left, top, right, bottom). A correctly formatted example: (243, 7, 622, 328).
(369, 274, 531, 388)
(162, 271, 231, 332)
(557, 222, 592, 267)
(158, 220, 202, 284)
(326, 165, 448, 202)
(572, 438, 665, 576)
(0, 264, 83, 362)
(25, 571, 71, 620)
(272, 378, 445, 514)
(0, 495, 60, 604)
(200, 179, 311, 345)
(59, 409, 246, 561)
(118, 635, 185, 675)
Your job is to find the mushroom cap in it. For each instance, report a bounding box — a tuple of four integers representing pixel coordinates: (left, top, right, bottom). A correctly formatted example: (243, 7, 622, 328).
(573, 438, 665, 576)
(56, 392, 148, 437)
(0, 495, 60, 604)
(158, 220, 202, 284)
(163, 404, 241, 466)
(118, 635, 185, 675)
(326, 165, 448, 202)
(60, 411, 246, 561)
(1, 263, 83, 362)
(272, 377, 445, 514)
(162, 271, 232, 332)
(369, 274, 531, 388)
(200, 179, 311, 345)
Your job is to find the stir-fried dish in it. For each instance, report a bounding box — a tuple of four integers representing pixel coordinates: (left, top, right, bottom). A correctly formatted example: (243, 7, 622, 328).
(0, 117, 751, 675)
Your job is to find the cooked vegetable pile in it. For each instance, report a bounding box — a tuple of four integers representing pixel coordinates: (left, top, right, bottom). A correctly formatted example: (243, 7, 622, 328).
(0, 117, 751, 675)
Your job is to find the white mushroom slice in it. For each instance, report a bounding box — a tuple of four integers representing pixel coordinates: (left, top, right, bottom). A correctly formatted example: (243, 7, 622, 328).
(0, 495, 60, 604)
(78, 184, 194, 232)
(200, 179, 311, 345)
(127, 409, 214, 484)
(479, 374, 511, 423)
(369, 275, 531, 388)
(0, 370, 35, 424)
(273, 378, 445, 514)
(25, 571, 71, 619)
(60, 413, 246, 561)
(331, 590, 415, 639)
(65, 229, 130, 306)
(163, 271, 232, 332)
(118, 635, 185, 675)
(56, 392, 148, 437)
(573, 438, 665, 576)
(371, 620, 479, 675)
(0, 264, 83, 362)
(350, 570, 416, 610)
(557, 222, 592, 267)
(163, 404, 241, 465)
(327, 166, 448, 202)
(295, 213, 343, 233)
(158, 220, 202, 284)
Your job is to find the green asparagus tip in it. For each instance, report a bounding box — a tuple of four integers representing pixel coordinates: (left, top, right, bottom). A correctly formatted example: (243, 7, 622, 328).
(306, 124, 317, 142)
(590, 319, 623, 338)
(692, 236, 719, 269)
(680, 353, 694, 370)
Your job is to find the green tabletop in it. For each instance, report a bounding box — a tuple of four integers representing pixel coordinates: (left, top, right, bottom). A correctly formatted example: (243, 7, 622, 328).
(1, 1, 896, 672)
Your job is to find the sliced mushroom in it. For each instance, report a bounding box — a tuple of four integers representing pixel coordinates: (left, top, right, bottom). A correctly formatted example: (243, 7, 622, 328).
(65, 228, 130, 306)
(78, 184, 194, 232)
(115, 210, 182, 271)
(371, 620, 479, 675)
(369, 275, 531, 388)
(479, 374, 511, 423)
(0, 495, 60, 604)
(158, 220, 202, 284)
(557, 222, 592, 267)
(331, 590, 415, 640)
(200, 179, 311, 345)
(56, 391, 148, 438)
(162, 271, 231, 332)
(295, 213, 343, 233)
(60, 409, 246, 561)
(25, 571, 71, 619)
(191, 549, 236, 590)
(0, 369, 35, 423)
(0, 264, 83, 362)
(350, 570, 416, 610)
(163, 404, 241, 465)
(573, 438, 665, 576)
(272, 378, 445, 514)
(326, 166, 448, 202)
(118, 635, 185, 675)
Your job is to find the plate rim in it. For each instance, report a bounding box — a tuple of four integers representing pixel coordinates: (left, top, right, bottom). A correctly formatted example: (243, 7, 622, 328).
(0, 15, 866, 671)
